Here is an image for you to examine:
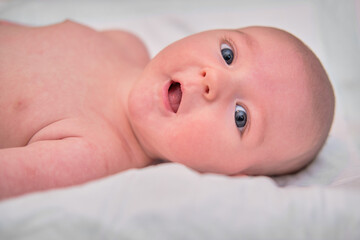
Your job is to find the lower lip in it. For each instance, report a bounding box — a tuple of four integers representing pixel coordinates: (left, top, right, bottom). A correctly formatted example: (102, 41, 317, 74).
(162, 80, 173, 113)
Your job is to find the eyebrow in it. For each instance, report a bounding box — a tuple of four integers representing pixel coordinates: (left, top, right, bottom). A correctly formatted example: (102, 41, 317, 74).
(233, 29, 255, 51)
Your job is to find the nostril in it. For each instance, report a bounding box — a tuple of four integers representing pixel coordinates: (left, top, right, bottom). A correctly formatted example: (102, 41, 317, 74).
(205, 85, 210, 94)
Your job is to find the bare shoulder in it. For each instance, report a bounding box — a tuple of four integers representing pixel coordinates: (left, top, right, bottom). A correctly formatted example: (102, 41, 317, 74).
(101, 30, 150, 67)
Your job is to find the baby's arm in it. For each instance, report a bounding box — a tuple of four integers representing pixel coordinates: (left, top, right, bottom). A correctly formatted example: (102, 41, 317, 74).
(0, 137, 110, 200)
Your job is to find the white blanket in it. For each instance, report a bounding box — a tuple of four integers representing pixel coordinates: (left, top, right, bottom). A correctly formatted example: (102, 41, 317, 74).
(1, 163, 360, 239)
(1, 0, 359, 239)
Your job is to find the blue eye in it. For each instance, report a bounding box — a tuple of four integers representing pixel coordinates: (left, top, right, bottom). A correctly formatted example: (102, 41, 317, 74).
(235, 105, 247, 130)
(221, 43, 234, 65)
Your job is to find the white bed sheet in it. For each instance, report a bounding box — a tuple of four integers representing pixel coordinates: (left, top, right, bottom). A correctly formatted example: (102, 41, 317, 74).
(1, 163, 360, 240)
(0, 0, 359, 239)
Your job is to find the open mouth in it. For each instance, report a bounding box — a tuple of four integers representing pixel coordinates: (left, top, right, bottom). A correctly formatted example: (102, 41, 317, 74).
(168, 81, 182, 113)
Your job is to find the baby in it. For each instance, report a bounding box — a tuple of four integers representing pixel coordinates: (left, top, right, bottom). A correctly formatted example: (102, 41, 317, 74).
(0, 20, 335, 199)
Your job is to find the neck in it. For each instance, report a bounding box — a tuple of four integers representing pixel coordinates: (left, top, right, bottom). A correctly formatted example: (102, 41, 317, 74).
(113, 67, 155, 168)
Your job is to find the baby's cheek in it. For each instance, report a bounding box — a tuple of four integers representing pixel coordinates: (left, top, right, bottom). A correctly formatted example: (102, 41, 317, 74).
(167, 118, 224, 167)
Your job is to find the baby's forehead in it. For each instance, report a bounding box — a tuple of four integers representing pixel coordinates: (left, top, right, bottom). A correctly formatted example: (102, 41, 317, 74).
(238, 26, 297, 42)
(239, 26, 308, 56)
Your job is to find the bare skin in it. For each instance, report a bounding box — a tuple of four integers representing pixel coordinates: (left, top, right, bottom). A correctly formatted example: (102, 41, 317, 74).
(0, 20, 334, 200)
(0, 20, 153, 199)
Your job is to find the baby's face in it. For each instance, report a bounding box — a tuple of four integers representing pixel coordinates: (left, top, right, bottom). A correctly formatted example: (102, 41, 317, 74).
(129, 27, 317, 175)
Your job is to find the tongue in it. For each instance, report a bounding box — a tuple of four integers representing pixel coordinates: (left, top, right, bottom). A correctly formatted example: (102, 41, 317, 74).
(168, 82, 182, 113)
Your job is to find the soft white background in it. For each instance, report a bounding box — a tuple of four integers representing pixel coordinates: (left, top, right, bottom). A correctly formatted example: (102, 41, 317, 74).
(0, 0, 359, 239)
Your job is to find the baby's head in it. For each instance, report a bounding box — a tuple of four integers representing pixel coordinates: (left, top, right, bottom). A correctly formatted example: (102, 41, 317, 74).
(128, 26, 335, 176)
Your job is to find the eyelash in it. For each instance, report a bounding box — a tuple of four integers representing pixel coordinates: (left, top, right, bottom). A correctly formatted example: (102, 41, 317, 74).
(220, 37, 236, 64)
(235, 103, 249, 133)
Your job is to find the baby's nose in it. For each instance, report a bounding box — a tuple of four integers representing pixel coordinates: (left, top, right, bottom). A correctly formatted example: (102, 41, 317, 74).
(201, 68, 219, 101)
